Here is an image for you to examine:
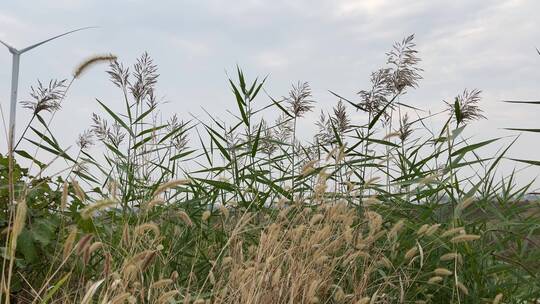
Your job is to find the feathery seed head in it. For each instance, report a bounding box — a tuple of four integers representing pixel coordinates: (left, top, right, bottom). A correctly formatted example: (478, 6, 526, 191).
(493, 293, 503, 304)
(74, 54, 117, 79)
(441, 226, 465, 238)
(433, 267, 452, 276)
(427, 276, 443, 284)
(178, 210, 193, 227)
(451, 234, 481, 243)
(154, 179, 191, 197)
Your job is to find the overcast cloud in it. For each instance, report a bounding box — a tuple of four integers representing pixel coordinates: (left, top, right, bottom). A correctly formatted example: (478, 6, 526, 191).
(1, 0, 539, 188)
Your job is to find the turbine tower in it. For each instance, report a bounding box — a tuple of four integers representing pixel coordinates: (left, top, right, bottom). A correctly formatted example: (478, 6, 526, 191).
(0, 27, 94, 152)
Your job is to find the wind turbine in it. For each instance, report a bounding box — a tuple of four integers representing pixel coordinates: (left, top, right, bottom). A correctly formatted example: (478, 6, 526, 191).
(0, 26, 95, 152)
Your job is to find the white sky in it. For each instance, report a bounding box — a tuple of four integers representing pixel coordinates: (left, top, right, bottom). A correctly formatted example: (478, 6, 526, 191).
(1, 0, 539, 190)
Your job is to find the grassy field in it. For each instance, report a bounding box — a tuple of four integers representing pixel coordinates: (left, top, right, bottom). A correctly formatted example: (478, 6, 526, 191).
(1, 35, 539, 303)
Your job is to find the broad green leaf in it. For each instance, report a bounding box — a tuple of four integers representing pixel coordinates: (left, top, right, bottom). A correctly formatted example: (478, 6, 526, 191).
(96, 99, 134, 137)
(42, 273, 71, 304)
(251, 123, 262, 158)
(450, 138, 499, 157)
(509, 158, 540, 166)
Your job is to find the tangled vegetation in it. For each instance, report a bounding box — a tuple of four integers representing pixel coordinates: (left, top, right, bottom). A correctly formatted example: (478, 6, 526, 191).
(1, 35, 539, 303)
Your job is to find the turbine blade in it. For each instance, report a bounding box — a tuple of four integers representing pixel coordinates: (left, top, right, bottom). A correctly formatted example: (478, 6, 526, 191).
(19, 26, 97, 53)
(0, 39, 18, 54)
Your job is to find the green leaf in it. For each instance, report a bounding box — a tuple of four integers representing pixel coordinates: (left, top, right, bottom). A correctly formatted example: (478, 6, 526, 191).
(133, 105, 156, 124)
(17, 229, 38, 263)
(369, 100, 393, 130)
(450, 138, 499, 157)
(31, 218, 58, 246)
(170, 149, 196, 161)
(42, 273, 71, 304)
(96, 99, 134, 137)
(504, 128, 540, 133)
(36, 114, 60, 146)
(29, 126, 60, 150)
(502, 100, 540, 105)
(14, 150, 45, 169)
(26, 139, 75, 162)
(330, 119, 343, 146)
(251, 123, 262, 158)
(508, 158, 540, 166)
(132, 135, 154, 150)
(250, 76, 266, 100)
(196, 178, 236, 191)
(137, 125, 167, 137)
(208, 130, 231, 162)
(270, 96, 293, 118)
(237, 65, 247, 94)
(230, 80, 249, 127)
(454, 97, 463, 124)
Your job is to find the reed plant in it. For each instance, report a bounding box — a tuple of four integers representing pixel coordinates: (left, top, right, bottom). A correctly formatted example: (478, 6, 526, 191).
(0, 35, 539, 303)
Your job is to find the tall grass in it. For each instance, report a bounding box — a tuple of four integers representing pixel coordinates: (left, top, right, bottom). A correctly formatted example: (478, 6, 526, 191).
(1, 35, 539, 303)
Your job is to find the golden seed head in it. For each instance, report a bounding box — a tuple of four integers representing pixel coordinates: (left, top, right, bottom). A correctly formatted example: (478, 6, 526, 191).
(425, 224, 441, 236)
(456, 281, 469, 295)
(309, 297, 320, 304)
(309, 214, 324, 226)
(10, 200, 27, 256)
(307, 279, 320, 300)
(219, 205, 230, 219)
(333, 285, 345, 302)
(428, 276, 443, 284)
(433, 267, 453, 276)
(88, 241, 103, 255)
(418, 173, 440, 185)
(63, 226, 78, 260)
(157, 290, 179, 304)
(271, 267, 282, 286)
(72, 180, 86, 201)
(80, 199, 118, 219)
(388, 219, 405, 239)
(404, 246, 418, 261)
(134, 222, 160, 237)
(61, 181, 69, 211)
(145, 198, 166, 209)
(441, 226, 465, 238)
(416, 224, 429, 236)
(377, 256, 393, 269)
(76, 234, 94, 255)
(325, 146, 339, 161)
(178, 210, 193, 227)
(12, 200, 28, 236)
(440, 252, 461, 261)
(110, 292, 131, 304)
(365, 211, 382, 233)
(74, 54, 117, 79)
(493, 293, 503, 304)
(151, 279, 173, 289)
(457, 196, 475, 211)
(450, 234, 481, 243)
(122, 264, 137, 282)
(336, 144, 347, 162)
(222, 256, 233, 266)
(363, 195, 381, 207)
(300, 159, 319, 176)
(154, 179, 191, 198)
(383, 131, 401, 140)
(202, 210, 211, 221)
(355, 297, 371, 304)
